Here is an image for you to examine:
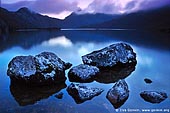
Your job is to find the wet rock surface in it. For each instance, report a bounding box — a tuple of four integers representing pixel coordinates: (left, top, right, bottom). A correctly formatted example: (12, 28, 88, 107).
(82, 43, 136, 68)
(67, 83, 104, 104)
(7, 52, 72, 85)
(10, 82, 66, 106)
(106, 79, 129, 109)
(140, 91, 167, 103)
(68, 64, 99, 82)
(144, 78, 152, 84)
(7, 55, 37, 78)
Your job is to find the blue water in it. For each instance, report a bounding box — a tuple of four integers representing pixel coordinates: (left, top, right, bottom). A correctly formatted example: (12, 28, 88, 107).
(0, 30, 170, 113)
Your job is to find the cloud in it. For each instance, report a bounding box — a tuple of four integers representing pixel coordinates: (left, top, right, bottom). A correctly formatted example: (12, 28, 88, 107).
(138, 0, 170, 10)
(82, 0, 134, 14)
(83, 0, 170, 14)
(1, 0, 79, 14)
(1, 0, 170, 19)
(125, 1, 137, 10)
(32, 0, 78, 14)
(1, 1, 32, 11)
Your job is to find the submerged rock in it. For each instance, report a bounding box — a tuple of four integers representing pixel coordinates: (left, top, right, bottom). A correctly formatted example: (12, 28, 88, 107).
(106, 79, 129, 109)
(95, 63, 135, 83)
(55, 92, 64, 99)
(140, 91, 167, 103)
(68, 64, 99, 82)
(10, 82, 66, 106)
(144, 78, 152, 84)
(67, 83, 104, 104)
(82, 43, 136, 68)
(7, 52, 72, 85)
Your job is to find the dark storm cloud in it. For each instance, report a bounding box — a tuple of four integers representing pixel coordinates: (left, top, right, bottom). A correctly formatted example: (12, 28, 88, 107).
(1, 0, 79, 14)
(84, 0, 170, 14)
(2, 0, 170, 15)
(83, 0, 122, 14)
(125, 1, 137, 10)
(139, 0, 170, 11)
(1, 1, 32, 11)
(32, 0, 78, 14)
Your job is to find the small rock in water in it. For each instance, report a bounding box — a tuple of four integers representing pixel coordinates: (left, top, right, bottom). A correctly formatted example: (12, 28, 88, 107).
(55, 92, 64, 99)
(67, 83, 104, 104)
(140, 91, 167, 103)
(82, 43, 137, 68)
(106, 79, 129, 109)
(144, 78, 152, 84)
(68, 64, 99, 82)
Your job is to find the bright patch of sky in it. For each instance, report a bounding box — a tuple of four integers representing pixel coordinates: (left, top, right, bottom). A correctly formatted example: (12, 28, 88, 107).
(42, 11, 72, 20)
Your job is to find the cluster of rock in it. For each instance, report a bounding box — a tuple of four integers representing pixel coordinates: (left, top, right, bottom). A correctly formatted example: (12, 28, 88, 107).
(7, 52, 72, 85)
(7, 43, 168, 108)
(68, 43, 137, 83)
(67, 43, 137, 108)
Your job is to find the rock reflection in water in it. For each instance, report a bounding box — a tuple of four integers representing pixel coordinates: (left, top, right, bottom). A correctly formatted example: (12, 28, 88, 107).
(10, 82, 66, 106)
(95, 63, 136, 84)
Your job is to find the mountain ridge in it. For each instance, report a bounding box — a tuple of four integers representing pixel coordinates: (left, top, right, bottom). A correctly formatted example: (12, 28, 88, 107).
(0, 7, 62, 32)
(61, 12, 119, 28)
(86, 5, 170, 30)
(1, 6, 170, 34)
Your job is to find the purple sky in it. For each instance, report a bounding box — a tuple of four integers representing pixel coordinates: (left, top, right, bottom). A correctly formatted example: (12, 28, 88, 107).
(1, 0, 170, 19)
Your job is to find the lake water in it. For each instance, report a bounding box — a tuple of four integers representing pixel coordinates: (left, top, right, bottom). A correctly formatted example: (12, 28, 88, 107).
(0, 30, 170, 113)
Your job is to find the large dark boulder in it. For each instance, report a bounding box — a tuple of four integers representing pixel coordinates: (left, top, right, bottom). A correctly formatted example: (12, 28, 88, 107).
(10, 82, 66, 106)
(7, 52, 72, 85)
(82, 43, 136, 68)
(140, 91, 167, 103)
(67, 83, 104, 104)
(106, 79, 129, 109)
(68, 64, 99, 83)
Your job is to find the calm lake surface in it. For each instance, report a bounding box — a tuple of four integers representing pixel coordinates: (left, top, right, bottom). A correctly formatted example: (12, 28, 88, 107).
(0, 30, 170, 113)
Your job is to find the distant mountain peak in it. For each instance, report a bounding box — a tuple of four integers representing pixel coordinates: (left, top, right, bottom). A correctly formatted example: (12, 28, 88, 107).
(0, 7, 61, 31)
(0, 7, 9, 12)
(17, 7, 35, 14)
